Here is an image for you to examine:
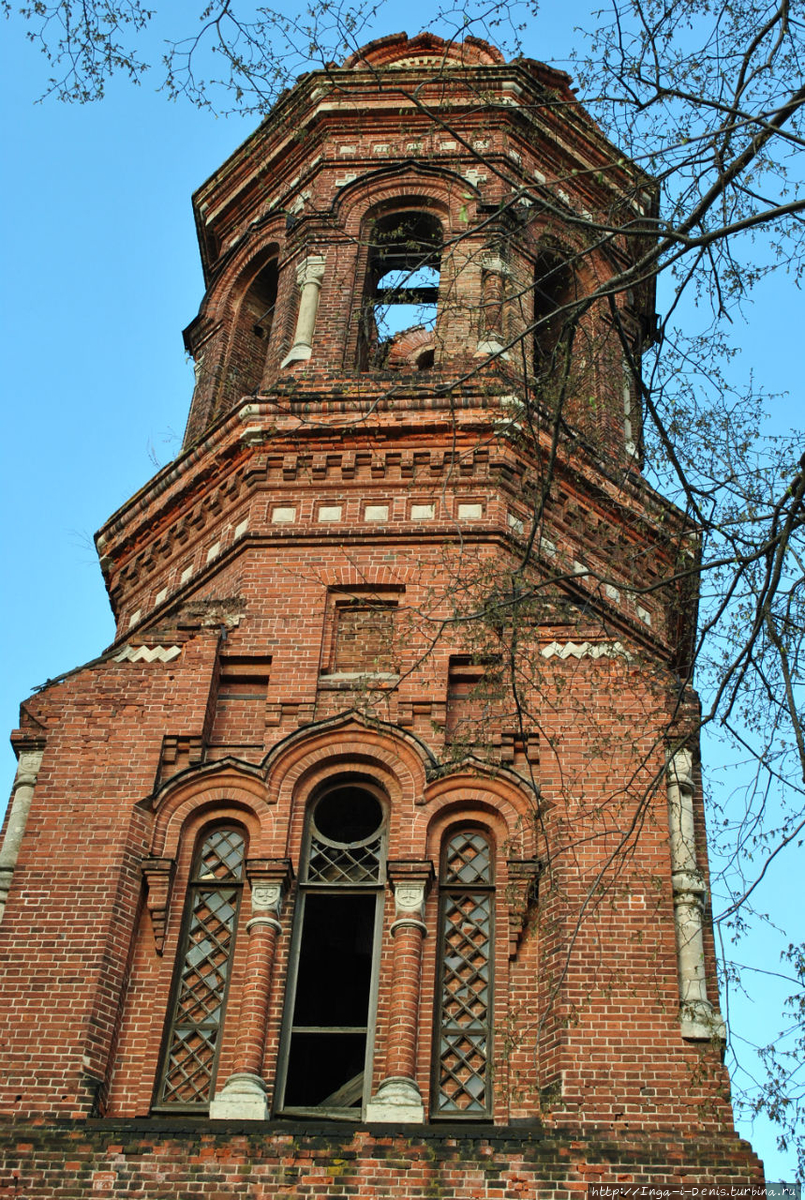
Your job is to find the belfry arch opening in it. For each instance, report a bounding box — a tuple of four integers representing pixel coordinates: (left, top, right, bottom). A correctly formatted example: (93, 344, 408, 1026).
(532, 248, 579, 376)
(357, 210, 442, 371)
(227, 256, 278, 397)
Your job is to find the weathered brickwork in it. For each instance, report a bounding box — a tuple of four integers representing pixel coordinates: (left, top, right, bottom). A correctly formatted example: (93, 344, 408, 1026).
(0, 1124, 764, 1199)
(0, 28, 761, 1194)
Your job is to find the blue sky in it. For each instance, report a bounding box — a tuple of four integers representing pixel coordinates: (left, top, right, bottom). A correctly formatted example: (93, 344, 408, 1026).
(1, 1, 802, 1176)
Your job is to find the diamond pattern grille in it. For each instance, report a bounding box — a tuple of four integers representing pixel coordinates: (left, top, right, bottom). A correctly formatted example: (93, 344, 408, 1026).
(306, 833, 382, 884)
(437, 890, 491, 1112)
(196, 829, 245, 881)
(159, 829, 244, 1107)
(444, 831, 491, 885)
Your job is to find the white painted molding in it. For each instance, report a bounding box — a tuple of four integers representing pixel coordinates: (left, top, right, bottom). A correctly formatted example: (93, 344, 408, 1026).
(281, 254, 326, 368)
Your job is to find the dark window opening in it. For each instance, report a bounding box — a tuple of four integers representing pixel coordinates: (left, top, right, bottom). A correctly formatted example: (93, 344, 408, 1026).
(358, 212, 442, 371)
(279, 784, 387, 1118)
(533, 250, 577, 375)
(155, 827, 246, 1110)
(314, 787, 384, 843)
(229, 258, 278, 397)
(284, 893, 376, 1109)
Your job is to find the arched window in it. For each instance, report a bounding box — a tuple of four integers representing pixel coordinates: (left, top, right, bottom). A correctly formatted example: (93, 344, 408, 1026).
(227, 257, 278, 397)
(277, 781, 388, 1116)
(357, 211, 442, 371)
(533, 248, 577, 375)
(434, 826, 495, 1118)
(155, 825, 246, 1109)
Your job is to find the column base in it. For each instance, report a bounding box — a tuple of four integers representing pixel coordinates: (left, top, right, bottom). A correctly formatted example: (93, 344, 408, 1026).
(209, 1072, 269, 1120)
(680, 1000, 727, 1041)
(281, 344, 312, 368)
(365, 1076, 425, 1123)
(474, 339, 509, 359)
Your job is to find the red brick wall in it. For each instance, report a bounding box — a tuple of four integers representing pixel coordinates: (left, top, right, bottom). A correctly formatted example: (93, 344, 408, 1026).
(0, 29, 757, 1192)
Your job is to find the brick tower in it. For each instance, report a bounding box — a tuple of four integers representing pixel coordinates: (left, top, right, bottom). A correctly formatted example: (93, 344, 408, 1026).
(0, 31, 763, 1198)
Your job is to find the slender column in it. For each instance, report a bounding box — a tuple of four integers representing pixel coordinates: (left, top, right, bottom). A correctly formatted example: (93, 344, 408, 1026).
(366, 860, 433, 1123)
(666, 749, 726, 1040)
(475, 252, 510, 359)
(0, 748, 44, 925)
(209, 858, 293, 1119)
(281, 255, 326, 367)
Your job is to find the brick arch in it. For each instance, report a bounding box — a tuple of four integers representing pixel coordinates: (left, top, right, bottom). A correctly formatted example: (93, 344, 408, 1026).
(184, 223, 287, 437)
(342, 31, 504, 70)
(150, 766, 273, 859)
(202, 224, 287, 322)
(316, 564, 417, 589)
(260, 716, 435, 862)
(334, 163, 479, 238)
(420, 770, 539, 859)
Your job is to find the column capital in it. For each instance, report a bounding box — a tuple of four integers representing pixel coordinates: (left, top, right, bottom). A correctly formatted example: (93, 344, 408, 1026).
(295, 253, 326, 287)
(388, 860, 434, 928)
(245, 858, 293, 921)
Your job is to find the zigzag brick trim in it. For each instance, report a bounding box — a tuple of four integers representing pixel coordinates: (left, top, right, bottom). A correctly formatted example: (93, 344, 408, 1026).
(540, 640, 632, 662)
(113, 645, 182, 664)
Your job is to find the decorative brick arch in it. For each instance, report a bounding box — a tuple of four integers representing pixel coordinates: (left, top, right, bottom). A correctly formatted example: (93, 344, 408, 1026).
(334, 162, 478, 237)
(260, 714, 435, 862)
(421, 768, 539, 860)
(150, 762, 272, 860)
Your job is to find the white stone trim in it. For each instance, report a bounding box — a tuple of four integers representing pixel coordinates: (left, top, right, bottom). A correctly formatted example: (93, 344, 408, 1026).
(209, 1072, 269, 1120)
(0, 749, 44, 925)
(114, 644, 182, 664)
(281, 254, 326, 368)
(540, 641, 631, 662)
(365, 1076, 425, 1123)
(666, 749, 726, 1040)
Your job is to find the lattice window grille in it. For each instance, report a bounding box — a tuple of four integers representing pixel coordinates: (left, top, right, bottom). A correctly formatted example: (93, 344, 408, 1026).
(157, 828, 245, 1107)
(436, 829, 494, 1116)
(305, 832, 382, 885)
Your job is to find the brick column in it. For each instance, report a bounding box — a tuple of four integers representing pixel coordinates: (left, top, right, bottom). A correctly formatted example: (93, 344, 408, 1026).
(366, 860, 433, 1123)
(209, 858, 293, 1119)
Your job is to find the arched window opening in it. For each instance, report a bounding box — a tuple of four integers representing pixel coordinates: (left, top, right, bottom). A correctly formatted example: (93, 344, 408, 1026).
(279, 782, 388, 1117)
(533, 249, 577, 375)
(434, 826, 494, 1119)
(155, 825, 247, 1110)
(358, 212, 442, 371)
(228, 258, 278, 397)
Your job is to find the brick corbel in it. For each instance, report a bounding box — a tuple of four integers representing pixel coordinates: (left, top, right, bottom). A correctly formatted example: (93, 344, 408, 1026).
(506, 858, 540, 958)
(141, 857, 177, 954)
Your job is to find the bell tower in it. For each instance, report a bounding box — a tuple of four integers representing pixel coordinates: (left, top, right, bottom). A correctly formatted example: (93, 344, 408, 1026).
(0, 30, 763, 1198)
